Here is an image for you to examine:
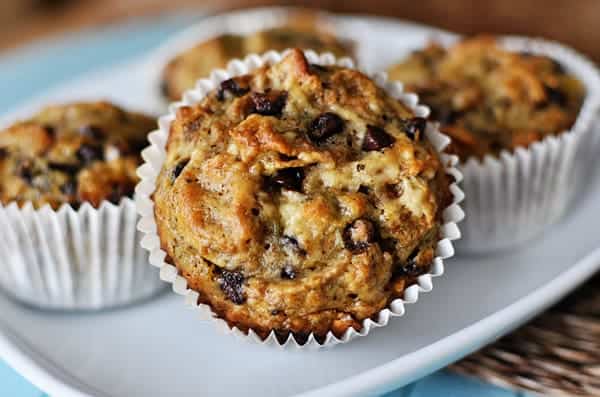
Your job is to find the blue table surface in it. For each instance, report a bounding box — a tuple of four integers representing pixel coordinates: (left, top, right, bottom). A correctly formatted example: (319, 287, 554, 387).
(0, 12, 526, 397)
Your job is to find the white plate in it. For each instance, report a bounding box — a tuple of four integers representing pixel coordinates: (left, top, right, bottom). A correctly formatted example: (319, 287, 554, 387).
(1, 9, 600, 397)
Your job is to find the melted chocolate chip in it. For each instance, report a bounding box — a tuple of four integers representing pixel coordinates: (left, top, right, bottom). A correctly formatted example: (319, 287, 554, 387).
(42, 125, 56, 137)
(308, 112, 344, 143)
(107, 183, 134, 204)
(356, 163, 365, 172)
(217, 269, 245, 304)
(76, 144, 103, 165)
(544, 85, 567, 107)
(362, 125, 395, 151)
(217, 78, 249, 101)
(281, 235, 306, 256)
(280, 265, 297, 280)
(250, 91, 288, 116)
(171, 159, 189, 181)
(343, 219, 376, 253)
(79, 125, 105, 140)
(395, 249, 422, 277)
(265, 167, 305, 192)
(48, 162, 80, 175)
(384, 183, 404, 198)
(278, 153, 297, 162)
(357, 185, 370, 194)
(0, 148, 8, 159)
(16, 160, 34, 183)
(309, 63, 328, 73)
(403, 117, 427, 140)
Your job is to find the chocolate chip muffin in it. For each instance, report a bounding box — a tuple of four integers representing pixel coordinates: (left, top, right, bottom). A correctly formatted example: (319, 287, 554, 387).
(161, 25, 352, 102)
(0, 102, 155, 209)
(153, 49, 452, 342)
(387, 36, 585, 160)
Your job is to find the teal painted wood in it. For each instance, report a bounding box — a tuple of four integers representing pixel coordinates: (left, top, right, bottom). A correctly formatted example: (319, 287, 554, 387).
(0, 14, 524, 397)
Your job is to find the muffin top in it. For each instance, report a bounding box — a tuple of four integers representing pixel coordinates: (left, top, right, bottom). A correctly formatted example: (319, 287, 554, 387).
(0, 101, 155, 209)
(387, 36, 585, 160)
(153, 49, 451, 341)
(161, 24, 352, 102)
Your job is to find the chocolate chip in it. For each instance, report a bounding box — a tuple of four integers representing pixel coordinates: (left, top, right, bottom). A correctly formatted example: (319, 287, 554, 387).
(357, 185, 370, 194)
(217, 269, 245, 304)
(309, 63, 328, 73)
(356, 163, 365, 172)
(251, 208, 259, 216)
(217, 78, 250, 101)
(362, 125, 395, 151)
(171, 159, 189, 181)
(76, 144, 103, 165)
(343, 219, 376, 253)
(265, 167, 305, 192)
(280, 265, 297, 280)
(403, 117, 427, 140)
(271, 309, 281, 315)
(544, 85, 567, 107)
(281, 235, 306, 256)
(16, 160, 34, 183)
(308, 112, 344, 143)
(278, 153, 297, 162)
(107, 183, 134, 204)
(395, 249, 422, 277)
(48, 162, 80, 175)
(60, 180, 77, 196)
(384, 183, 404, 198)
(79, 125, 104, 140)
(42, 125, 56, 137)
(250, 91, 287, 116)
(0, 148, 8, 159)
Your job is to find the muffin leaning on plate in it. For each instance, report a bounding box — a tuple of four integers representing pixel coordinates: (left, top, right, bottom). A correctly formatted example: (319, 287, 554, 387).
(160, 24, 353, 101)
(387, 35, 600, 252)
(150, 49, 459, 344)
(0, 101, 164, 310)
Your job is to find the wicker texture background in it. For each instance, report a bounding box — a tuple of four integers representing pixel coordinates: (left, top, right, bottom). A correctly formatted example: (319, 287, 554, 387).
(451, 274, 600, 396)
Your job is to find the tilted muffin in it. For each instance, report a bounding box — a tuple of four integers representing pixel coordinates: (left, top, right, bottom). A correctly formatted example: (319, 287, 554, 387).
(387, 36, 585, 160)
(153, 49, 452, 341)
(160, 24, 353, 102)
(0, 101, 155, 209)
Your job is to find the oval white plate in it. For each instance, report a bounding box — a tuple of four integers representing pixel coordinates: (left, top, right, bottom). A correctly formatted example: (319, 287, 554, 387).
(1, 8, 599, 397)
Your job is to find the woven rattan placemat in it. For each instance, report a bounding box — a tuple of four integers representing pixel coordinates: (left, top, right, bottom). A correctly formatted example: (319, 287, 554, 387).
(450, 273, 600, 396)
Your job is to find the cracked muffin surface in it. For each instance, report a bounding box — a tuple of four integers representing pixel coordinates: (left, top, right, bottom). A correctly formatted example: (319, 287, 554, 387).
(387, 36, 585, 160)
(161, 21, 353, 102)
(0, 101, 155, 209)
(153, 49, 451, 341)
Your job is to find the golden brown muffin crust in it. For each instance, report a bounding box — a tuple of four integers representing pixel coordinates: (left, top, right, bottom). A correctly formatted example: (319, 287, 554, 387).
(154, 50, 450, 341)
(0, 101, 155, 209)
(161, 23, 353, 102)
(387, 36, 585, 160)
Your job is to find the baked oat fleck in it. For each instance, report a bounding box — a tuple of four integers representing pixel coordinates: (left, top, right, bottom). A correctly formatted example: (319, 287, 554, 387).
(153, 49, 451, 341)
(387, 36, 585, 160)
(0, 101, 155, 209)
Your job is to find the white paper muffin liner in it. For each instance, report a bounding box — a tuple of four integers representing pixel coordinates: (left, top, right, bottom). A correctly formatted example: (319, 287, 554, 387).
(144, 6, 352, 108)
(452, 36, 600, 253)
(135, 50, 464, 348)
(0, 199, 165, 310)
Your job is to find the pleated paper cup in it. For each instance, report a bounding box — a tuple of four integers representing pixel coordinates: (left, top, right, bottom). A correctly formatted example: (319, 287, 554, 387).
(0, 199, 165, 310)
(136, 50, 464, 348)
(451, 36, 600, 253)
